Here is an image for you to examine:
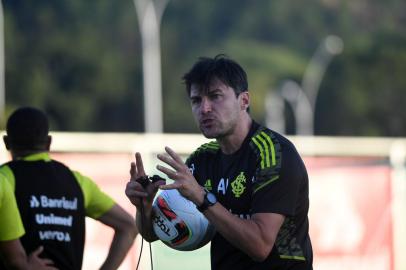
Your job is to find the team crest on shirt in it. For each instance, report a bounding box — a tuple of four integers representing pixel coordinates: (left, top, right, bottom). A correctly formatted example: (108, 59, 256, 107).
(231, 172, 246, 198)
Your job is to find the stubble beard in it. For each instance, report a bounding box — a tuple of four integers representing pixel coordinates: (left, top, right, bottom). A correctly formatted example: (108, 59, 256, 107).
(200, 121, 235, 140)
(200, 125, 218, 139)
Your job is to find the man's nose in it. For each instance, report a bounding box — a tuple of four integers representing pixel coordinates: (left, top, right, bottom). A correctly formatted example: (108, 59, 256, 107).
(201, 97, 212, 113)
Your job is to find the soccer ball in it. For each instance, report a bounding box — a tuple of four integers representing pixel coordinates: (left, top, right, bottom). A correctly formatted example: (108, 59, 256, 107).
(152, 189, 215, 251)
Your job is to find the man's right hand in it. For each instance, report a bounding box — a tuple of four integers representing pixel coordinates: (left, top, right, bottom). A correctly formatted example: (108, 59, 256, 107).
(125, 152, 164, 211)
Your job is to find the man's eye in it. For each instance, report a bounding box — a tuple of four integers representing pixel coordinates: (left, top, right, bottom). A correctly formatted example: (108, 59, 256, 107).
(191, 98, 200, 105)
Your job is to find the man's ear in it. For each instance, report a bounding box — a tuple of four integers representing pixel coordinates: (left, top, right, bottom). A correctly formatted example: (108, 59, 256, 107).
(46, 135, 52, 151)
(3, 135, 10, 150)
(239, 91, 250, 111)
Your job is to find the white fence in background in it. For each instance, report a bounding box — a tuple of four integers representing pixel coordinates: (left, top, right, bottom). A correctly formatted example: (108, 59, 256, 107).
(1, 132, 405, 270)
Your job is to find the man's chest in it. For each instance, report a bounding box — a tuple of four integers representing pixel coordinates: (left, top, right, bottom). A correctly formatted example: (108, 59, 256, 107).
(190, 152, 257, 215)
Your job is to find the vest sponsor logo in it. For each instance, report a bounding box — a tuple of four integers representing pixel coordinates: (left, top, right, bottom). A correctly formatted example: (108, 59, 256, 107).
(36, 213, 73, 227)
(30, 196, 40, 208)
(30, 195, 78, 210)
(39, 231, 71, 242)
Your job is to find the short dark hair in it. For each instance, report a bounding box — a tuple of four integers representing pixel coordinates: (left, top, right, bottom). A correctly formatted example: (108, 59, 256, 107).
(6, 107, 49, 150)
(182, 54, 248, 96)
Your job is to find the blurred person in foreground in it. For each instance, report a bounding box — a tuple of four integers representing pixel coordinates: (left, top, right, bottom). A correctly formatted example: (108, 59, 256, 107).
(125, 55, 313, 270)
(1, 107, 138, 270)
(0, 177, 57, 270)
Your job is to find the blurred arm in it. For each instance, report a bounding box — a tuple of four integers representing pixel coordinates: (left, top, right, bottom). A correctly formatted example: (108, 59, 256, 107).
(96, 204, 138, 270)
(0, 239, 28, 270)
(0, 241, 57, 270)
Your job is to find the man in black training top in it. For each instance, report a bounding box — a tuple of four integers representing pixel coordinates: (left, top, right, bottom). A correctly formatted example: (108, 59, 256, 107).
(1, 107, 138, 270)
(126, 55, 313, 270)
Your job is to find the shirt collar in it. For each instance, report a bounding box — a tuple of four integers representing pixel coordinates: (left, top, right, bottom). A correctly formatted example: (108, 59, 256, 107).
(17, 152, 51, 162)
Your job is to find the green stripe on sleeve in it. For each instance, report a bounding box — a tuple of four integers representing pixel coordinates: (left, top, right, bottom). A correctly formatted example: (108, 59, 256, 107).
(253, 175, 279, 193)
(252, 137, 265, 169)
(260, 131, 276, 166)
(279, 255, 306, 261)
(255, 134, 270, 168)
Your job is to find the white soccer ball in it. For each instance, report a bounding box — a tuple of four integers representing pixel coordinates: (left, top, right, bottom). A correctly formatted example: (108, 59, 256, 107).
(152, 189, 215, 251)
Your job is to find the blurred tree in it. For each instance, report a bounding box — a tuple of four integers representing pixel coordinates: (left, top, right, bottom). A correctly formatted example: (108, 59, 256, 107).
(3, 0, 144, 131)
(317, 33, 406, 136)
(2, 0, 406, 136)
